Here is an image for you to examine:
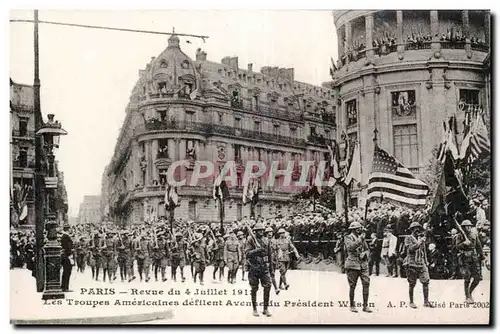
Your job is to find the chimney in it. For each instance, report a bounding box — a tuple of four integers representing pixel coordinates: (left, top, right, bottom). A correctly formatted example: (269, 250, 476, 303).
(221, 56, 231, 66)
(196, 48, 207, 61)
(229, 57, 239, 70)
(247, 63, 253, 72)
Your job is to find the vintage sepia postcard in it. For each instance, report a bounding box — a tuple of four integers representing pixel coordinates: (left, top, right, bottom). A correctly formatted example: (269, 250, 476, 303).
(9, 9, 491, 325)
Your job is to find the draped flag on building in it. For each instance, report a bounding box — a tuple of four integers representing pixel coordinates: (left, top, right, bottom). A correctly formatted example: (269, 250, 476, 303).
(367, 146, 429, 207)
(308, 163, 322, 195)
(344, 141, 361, 186)
(243, 178, 260, 205)
(213, 167, 230, 201)
(326, 140, 341, 186)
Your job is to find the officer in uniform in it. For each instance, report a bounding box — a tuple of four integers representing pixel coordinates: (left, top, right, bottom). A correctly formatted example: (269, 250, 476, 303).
(236, 230, 247, 281)
(344, 221, 372, 313)
(117, 230, 128, 282)
(211, 232, 225, 282)
(170, 232, 187, 282)
(90, 232, 104, 281)
(60, 224, 74, 292)
(224, 231, 241, 284)
(103, 232, 118, 283)
(276, 228, 300, 291)
(245, 222, 273, 317)
(75, 236, 87, 273)
(404, 222, 434, 308)
(455, 219, 484, 303)
(190, 233, 208, 285)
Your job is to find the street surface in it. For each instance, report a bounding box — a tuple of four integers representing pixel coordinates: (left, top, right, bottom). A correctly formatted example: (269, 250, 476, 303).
(10, 266, 490, 324)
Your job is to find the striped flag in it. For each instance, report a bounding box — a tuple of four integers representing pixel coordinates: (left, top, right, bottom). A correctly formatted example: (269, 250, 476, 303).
(243, 179, 260, 205)
(460, 110, 490, 162)
(367, 146, 429, 207)
(344, 141, 361, 186)
(164, 183, 179, 210)
(437, 117, 459, 163)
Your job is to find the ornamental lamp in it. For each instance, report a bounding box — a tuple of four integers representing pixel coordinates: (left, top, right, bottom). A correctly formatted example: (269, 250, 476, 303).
(36, 114, 68, 150)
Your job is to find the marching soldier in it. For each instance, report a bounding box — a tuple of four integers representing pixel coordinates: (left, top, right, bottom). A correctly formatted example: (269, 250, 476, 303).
(344, 221, 372, 313)
(103, 232, 118, 283)
(190, 233, 208, 285)
(75, 236, 87, 273)
(224, 231, 241, 284)
(90, 232, 104, 281)
(153, 232, 169, 282)
(245, 222, 273, 317)
(455, 219, 484, 303)
(276, 228, 300, 291)
(170, 232, 187, 282)
(117, 230, 130, 282)
(404, 222, 434, 309)
(211, 232, 225, 282)
(266, 227, 280, 294)
(135, 234, 152, 282)
(236, 230, 247, 281)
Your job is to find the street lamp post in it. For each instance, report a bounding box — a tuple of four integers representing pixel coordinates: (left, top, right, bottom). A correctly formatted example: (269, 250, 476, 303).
(36, 114, 68, 300)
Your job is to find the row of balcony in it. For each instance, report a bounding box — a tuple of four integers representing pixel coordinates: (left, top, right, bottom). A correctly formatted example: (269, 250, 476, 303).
(138, 119, 311, 147)
(12, 159, 35, 169)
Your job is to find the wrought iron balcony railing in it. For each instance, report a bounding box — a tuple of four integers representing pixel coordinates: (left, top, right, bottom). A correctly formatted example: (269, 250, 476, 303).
(12, 130, 35, 138)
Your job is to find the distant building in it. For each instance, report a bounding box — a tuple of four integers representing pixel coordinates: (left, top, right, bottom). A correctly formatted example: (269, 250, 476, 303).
(100, 164, 111, 220)
(104, 34, 337, 225)
(77, 195, 102, 224)
(10, 79, 35, 228)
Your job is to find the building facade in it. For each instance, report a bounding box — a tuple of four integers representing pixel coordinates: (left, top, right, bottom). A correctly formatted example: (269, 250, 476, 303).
(105, 34, 337, 226)
(77, 195, 102, 224)
(10, 79, 36, 228)
(330, 10, 491, 209)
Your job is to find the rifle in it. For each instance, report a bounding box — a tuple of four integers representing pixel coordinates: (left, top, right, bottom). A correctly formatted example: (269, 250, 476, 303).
(453, 214, 471, 243)
(244, 222, 261, 249)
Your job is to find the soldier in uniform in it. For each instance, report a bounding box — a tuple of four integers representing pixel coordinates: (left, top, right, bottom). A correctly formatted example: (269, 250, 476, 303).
(344, 221, 372, 313)
(75, 236, 87, 273)
(103, 232, 118, 283)
(211, 232, 225, 282)
(455, 219, 484, 303)
(135, 234, 152, 282)
(404, 222, 434, 308)
(190, 233, 208, 285)
(170, 232, 187, 282)
(90, 232, 104, 281)
(153, 232, 169, 282)
(266, 227, 280, 294)
(236, 230, 247, 281)
(245, 222, 273, 317)
(334, 232, 346, 273)
(117, 231, 129, 282)
(224, 231, 241, 284)
(61, 224, 74, 292)
(276, 228, 300, 291)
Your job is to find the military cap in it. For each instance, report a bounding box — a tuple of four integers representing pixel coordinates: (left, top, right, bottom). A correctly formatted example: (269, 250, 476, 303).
(237, 231, 244, 237)
(265, 227, 273, 233)
(253, 222, 265, 230)
(278, 228, 286, 234)
(348, 221, 363, 230)
(175, 232, 183, 237)
(409, 222, 422, 230)
(461, 220, 473, 227)
(223, 234, 230, 239)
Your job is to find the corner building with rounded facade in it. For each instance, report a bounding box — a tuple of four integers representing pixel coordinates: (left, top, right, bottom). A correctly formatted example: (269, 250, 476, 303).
(330, 10, 490, 209)
(106, 34, 337, 226)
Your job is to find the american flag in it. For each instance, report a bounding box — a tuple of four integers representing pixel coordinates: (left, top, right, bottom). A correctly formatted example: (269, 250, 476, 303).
(459, 109, 490, 162)
(367, 146, 429, 207)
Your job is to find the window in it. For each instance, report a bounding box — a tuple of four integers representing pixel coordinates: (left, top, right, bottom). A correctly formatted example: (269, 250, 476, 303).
(273, 124, 280, 136)
(290, 126, 297, 138)
(158, 110, 167, 121)
(393, 124, 419, 167)
(253, 121, 261, 133)
(186, 111, 195, 124)
(141, 170, 146, 185)
(325, 129, 330, 139)
(234, 144, 242, 160)
(158, 139, 168, 159)
(159, 168, 167, 185)
(19, 147, 28, 167)
(237, 204, 243, 220)
(219, 113, 223, 123)
(391, 90, 416, 118)
(234, 117, 242, 130)
(459, 89, 480, 108)
(346, 99, 358, 126)
(310, 126, 317, 136)
(188, 201, 197, 221)
(252, 95, 259, 111)
(19, 117, 28, 136)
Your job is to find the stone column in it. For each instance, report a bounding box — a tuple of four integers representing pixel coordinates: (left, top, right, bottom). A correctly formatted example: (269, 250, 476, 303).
(462, 10, 472, 58)
(179, 139, 187, 183)
(365, 14, 374, 60)
(396, 10, 405, 58)
(337, 27, 343, 62)
(146, 140, 152, 186)
(151, 139, 159, 182)
(345, 21, 352, 64)
(430, 10, 441, 58)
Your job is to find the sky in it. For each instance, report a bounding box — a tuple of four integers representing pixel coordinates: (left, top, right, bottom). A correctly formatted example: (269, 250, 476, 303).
(10, 10, 337, 217)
